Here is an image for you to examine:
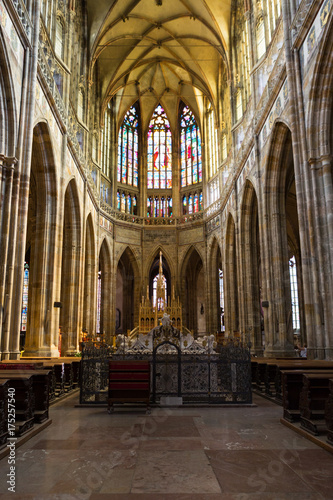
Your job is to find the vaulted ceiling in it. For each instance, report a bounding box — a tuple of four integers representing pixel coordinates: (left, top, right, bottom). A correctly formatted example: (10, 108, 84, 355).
(87, 0, 231, 131)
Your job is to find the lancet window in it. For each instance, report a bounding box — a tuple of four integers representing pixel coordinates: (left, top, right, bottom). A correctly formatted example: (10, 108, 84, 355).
(180, 105, 202, 187)
(21, 261, 29, 333)
(147, 196, 172, 218)
(101, 103, 111, 178)
(117, 190, 137, 215)
(96, 270, 101, 334)
(207, 104, 219, 179)
(182, 191, 203, 215)
(219, 268, 225, 331)
(117, 105, 139, 187)
(147, 105, 172, 190)
(289, 256, 300, 331)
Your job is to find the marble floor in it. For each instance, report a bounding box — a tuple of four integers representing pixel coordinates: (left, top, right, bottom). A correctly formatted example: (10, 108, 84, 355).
(0, 393, 333, 499)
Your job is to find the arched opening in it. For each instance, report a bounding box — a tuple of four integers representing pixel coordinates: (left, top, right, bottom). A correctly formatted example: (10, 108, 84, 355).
(60, 179, 81, 355)
(225, 214, 239, 336)
(181, 247, 204, 337)
(208, 238, 223, 336)
(116, 247, 139, 335)
(98, 239, 112, 343)
(23, 123, 58, 356)
(149, 252, 171, 304)
(240, 181, 263, 354)
(82, 214, 95, 337)
(264, 123, 303, 356)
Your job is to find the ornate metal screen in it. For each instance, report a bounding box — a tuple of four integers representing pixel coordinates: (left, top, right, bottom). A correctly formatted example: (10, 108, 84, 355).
(80, 341, 110, 404)
(80, 336, 252, 405)
(152, 342, 252, 404)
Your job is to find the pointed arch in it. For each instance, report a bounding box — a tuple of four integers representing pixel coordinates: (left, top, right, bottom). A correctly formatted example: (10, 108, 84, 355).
(180, 245, 205, 336)
(307, 9, 333, 158)
(116, 246, 141, 334)
(240, 180, 262, 353)
(147, 104, 172, 190)
(264, 122, 302, 355)
(60, 178, 82, 355)
(0, 28, 17, 156)
(225, 213, 239, 336)
(99, 237, 112, 342)
(144, 245, 175, 286)
(207, 237, 223, 335)
(83, 213, 96, 336)
(23, 122, 58, 355)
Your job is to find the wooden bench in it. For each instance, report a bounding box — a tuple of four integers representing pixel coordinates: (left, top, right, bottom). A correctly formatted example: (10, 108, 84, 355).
(0, 373, 35, 436)
(1, 362, 56, 402)
(299, 373, 333, 435)
(325, 378, 333, 445)
(281, 369, 333, 422)
(0, 369, 51, 427)
(108, 360, 150, 414)
(274, 361, 333, 400)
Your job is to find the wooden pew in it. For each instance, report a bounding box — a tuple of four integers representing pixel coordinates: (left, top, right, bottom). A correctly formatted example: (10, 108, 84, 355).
(299, 373, 333, 435)
(1, 361, 56, 402)
(0, 369, 51, 427)
(274, 361, 333, 400)
(325, 378, 333, 445)
(0, 373, 35, 436)
(281, 369, 333, 422)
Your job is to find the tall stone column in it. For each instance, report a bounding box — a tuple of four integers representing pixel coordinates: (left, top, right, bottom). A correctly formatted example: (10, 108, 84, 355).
(5, 1, 41, 359)
(0, 160, 16, 358)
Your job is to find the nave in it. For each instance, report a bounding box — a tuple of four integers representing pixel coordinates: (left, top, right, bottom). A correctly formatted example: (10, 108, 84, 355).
(0, 393, 333, 499)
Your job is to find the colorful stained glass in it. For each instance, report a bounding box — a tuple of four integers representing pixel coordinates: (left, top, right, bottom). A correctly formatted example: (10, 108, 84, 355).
(127, 195, 132, 213)
(117, 105, 139, 186)
(147, 197, 152, 217)
(21, 261, 29, 332)
(188, 195, 193, 214)
(147, 105, 172, 193)
(117, 191, 120, 210)
(121, 193, 125, 212)
(180, 105, 202, 186)
(96, 270, 101, 334)
(194, 193, 199, 212)
(199, 192, 203, 210)
(168, 197, 172, 216)
(183, 196, 187, 215)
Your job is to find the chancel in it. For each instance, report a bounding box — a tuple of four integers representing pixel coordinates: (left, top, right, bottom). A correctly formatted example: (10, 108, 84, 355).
(0, 0, 333, 496)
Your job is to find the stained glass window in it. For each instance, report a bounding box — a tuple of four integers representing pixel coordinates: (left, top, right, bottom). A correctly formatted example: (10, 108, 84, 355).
(167, 197, 172, 217)
(207, 105, 219, 178)
(219, 268, 225, 331)
(199, 192, 203, 210)
(21, 261, 29, 332)
(183, 196, 187, 215)
(147, 197, 152, 217)
(101, 103, 111, 177)
(147, 105, 172, 189)
(289, 256, 300, 331)
(96, 270, 101, 334)
(117, 191, 121, 210)
(180, 105, 202, 187)
(194, 193, 199, 212)
(117, 105, 139, 187)
(121, 193, 126, 212)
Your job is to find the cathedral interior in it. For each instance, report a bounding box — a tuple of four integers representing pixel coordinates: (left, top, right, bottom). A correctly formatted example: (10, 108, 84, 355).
(1, 0, 333, 497)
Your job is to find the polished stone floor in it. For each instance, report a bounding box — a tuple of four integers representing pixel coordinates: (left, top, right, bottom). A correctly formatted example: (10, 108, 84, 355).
(0, 393, 333, 499)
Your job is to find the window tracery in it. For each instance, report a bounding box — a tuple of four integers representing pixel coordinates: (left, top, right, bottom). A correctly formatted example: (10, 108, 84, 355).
(180, 105, 202, 187)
